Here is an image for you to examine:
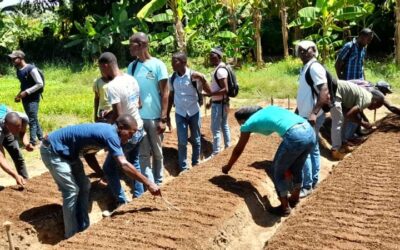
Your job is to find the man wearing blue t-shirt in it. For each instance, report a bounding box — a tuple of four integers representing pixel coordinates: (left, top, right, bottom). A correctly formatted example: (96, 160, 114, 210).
(40, 114, 161, 238)
(127, 32, 169, 185)
(222, 106, 316, 217)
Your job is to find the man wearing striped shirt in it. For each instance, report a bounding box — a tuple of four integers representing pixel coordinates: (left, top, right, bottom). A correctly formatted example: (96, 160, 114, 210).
(335, 28, 373, 81)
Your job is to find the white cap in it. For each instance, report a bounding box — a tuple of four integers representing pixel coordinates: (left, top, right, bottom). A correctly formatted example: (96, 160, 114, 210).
(295, 40, 318, 58)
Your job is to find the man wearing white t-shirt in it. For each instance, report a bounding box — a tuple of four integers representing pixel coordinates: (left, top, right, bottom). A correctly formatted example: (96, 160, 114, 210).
(208, 47, 231, 155)
(296, 41, 330, 198)
(98, 52, 145, 205)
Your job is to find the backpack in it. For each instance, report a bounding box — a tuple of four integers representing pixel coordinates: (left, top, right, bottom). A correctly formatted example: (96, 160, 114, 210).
(214, 64, 239, 98)
(305, 61, 337, 112)
(130, 60, 139, 76)
(170, 70, 203, 106)
(25, 64, 45, 95)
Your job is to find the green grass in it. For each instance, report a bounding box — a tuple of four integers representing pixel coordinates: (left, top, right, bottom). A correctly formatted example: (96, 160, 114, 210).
(1, 57, 399, 134)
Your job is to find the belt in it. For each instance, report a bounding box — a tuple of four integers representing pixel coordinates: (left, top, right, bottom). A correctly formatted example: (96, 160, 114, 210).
(212, 100, 225, 104)
(291, 122, 307, 129)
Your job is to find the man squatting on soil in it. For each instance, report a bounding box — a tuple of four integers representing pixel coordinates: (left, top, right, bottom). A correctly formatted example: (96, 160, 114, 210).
(40, 114, 161, 238)
(0, 112, 31, 187)
(223, 105, 316, 216)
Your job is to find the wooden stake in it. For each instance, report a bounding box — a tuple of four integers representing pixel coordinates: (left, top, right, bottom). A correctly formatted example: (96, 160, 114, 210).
(287, 95, 290, 109)
(271, 96, 274, 105)
(3, 221, 14, 250)
(374, 109, 376, 122)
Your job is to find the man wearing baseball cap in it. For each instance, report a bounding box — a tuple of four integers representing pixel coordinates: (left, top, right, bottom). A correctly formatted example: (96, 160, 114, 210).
(8, 50, 44, 146)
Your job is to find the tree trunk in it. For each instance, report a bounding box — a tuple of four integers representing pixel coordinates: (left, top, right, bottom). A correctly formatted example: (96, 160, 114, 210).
(254, 8, 263, 67)
(293, 0, 302, 41)
(280, 2, 289, 58)
(171, 0, 186, 52)
(396, 0, 400, 65)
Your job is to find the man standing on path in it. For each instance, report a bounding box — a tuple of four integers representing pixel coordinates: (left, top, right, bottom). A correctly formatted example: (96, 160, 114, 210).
(9, 50, 44, 146)
(128, 32, 169, 185)
(335, 28, 374, 80)
(167, 52, 212, 173)
(208, 47, 231, 156)
(40, 114, 161, 238)
(296, 40, 330, 198)
(98, 52, 145, 204)
(0, 112, 30, 186)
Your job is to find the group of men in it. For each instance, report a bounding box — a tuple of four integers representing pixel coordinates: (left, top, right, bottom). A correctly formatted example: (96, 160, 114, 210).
(1, 28, 398, 236)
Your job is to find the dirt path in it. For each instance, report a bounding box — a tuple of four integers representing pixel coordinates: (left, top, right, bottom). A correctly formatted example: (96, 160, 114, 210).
(265, 115, 400, 249)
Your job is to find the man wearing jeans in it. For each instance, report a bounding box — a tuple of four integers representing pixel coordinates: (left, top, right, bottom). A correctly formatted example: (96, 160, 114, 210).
(167, 52, 212, 172)
(9, 50, 44, 146)
(0, 112, 29, 187)
(208, 47, 231, 156)
(40, 115, 161, 238)
(295, 41, 330, 198)
(98, 52, 145, 204)
(128, 32, 169, 185)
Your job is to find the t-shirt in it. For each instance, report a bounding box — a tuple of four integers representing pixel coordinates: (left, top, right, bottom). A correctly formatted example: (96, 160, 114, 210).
(127, 57, 168, 119)
(240, 106, 306, 137)
(297, 58, 326, 118)
(211, 62, 229, 101)
(169, 67, 200, 117)
(93, 77, 112, 117)
(336, 80, 372, 110)
(48, 123, 124, 160)
(107, 74, 143, 129)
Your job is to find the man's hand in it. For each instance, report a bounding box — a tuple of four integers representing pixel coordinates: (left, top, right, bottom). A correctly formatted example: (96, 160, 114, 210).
(25, 143, 35, 152)
(15, 174, 26, 187)
(308, 113, 317, 126)
(14, 95, 21, 103)
(361, 121, 373, 129)
(147, 182, 161, 196)
(157, 121, 166, 134)
(222, 165, 232, 174)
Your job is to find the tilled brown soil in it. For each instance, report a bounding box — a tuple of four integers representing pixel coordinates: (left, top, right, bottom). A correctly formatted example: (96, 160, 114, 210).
(265, 114, 400, 250)
(0, 110, 245, 249)
(56, 134, 281, 249)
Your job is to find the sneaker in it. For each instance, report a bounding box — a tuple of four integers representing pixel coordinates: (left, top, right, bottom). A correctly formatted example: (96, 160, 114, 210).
(341, 144, 355, 153)
(299, 188, 313, 198)
(332, 149, 346, 161)
(102, 202, 126, 217)
(268, 205, 291, 217)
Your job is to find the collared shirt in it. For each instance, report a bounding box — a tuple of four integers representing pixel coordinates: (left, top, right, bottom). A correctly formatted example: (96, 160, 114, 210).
(337, 39, 366, 80)
(296, 58, 326, 118)
(169, 67, 200, 117)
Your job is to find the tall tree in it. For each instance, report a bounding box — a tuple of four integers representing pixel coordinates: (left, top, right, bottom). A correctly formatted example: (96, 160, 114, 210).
(279, 0, 289, 58)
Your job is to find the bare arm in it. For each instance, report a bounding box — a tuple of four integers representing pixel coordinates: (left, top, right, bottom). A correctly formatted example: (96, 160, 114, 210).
(222, 132, 251, 174)
(0, 149, 25, 186)
(94, 92, 100, 122)
(157, 79, 170, 134)
(109, 102, 123, 124)
(114, 155, 161, 195)
(345, 106, 372, 128)
(19, 119, 33, 151)
(384, 100, 400, 115)
(83, 153, 104, 178)
(335, 59, 345, 79)
(308, 83, 329, 125)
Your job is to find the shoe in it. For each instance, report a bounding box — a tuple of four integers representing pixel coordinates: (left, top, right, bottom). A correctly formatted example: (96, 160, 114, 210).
(102, 202, 126, 217)
(341, 144, 355, 153)
(288, 198, 299, 208)
(332, 149, 346, 160)
(299, 188, 313, 198)
(268, 205, 291, 217)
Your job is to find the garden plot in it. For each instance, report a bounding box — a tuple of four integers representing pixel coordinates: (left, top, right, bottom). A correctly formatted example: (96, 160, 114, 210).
(265, 114, 400, 249)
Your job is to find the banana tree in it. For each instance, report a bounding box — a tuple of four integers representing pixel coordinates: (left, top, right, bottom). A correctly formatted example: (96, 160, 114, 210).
(385, 0, 400, 65)
(137, 0, 187, 52)
(289, 0, 374, 62)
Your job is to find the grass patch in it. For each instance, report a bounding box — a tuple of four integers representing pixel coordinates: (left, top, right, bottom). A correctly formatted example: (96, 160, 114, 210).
(1, 57, 399, 134)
